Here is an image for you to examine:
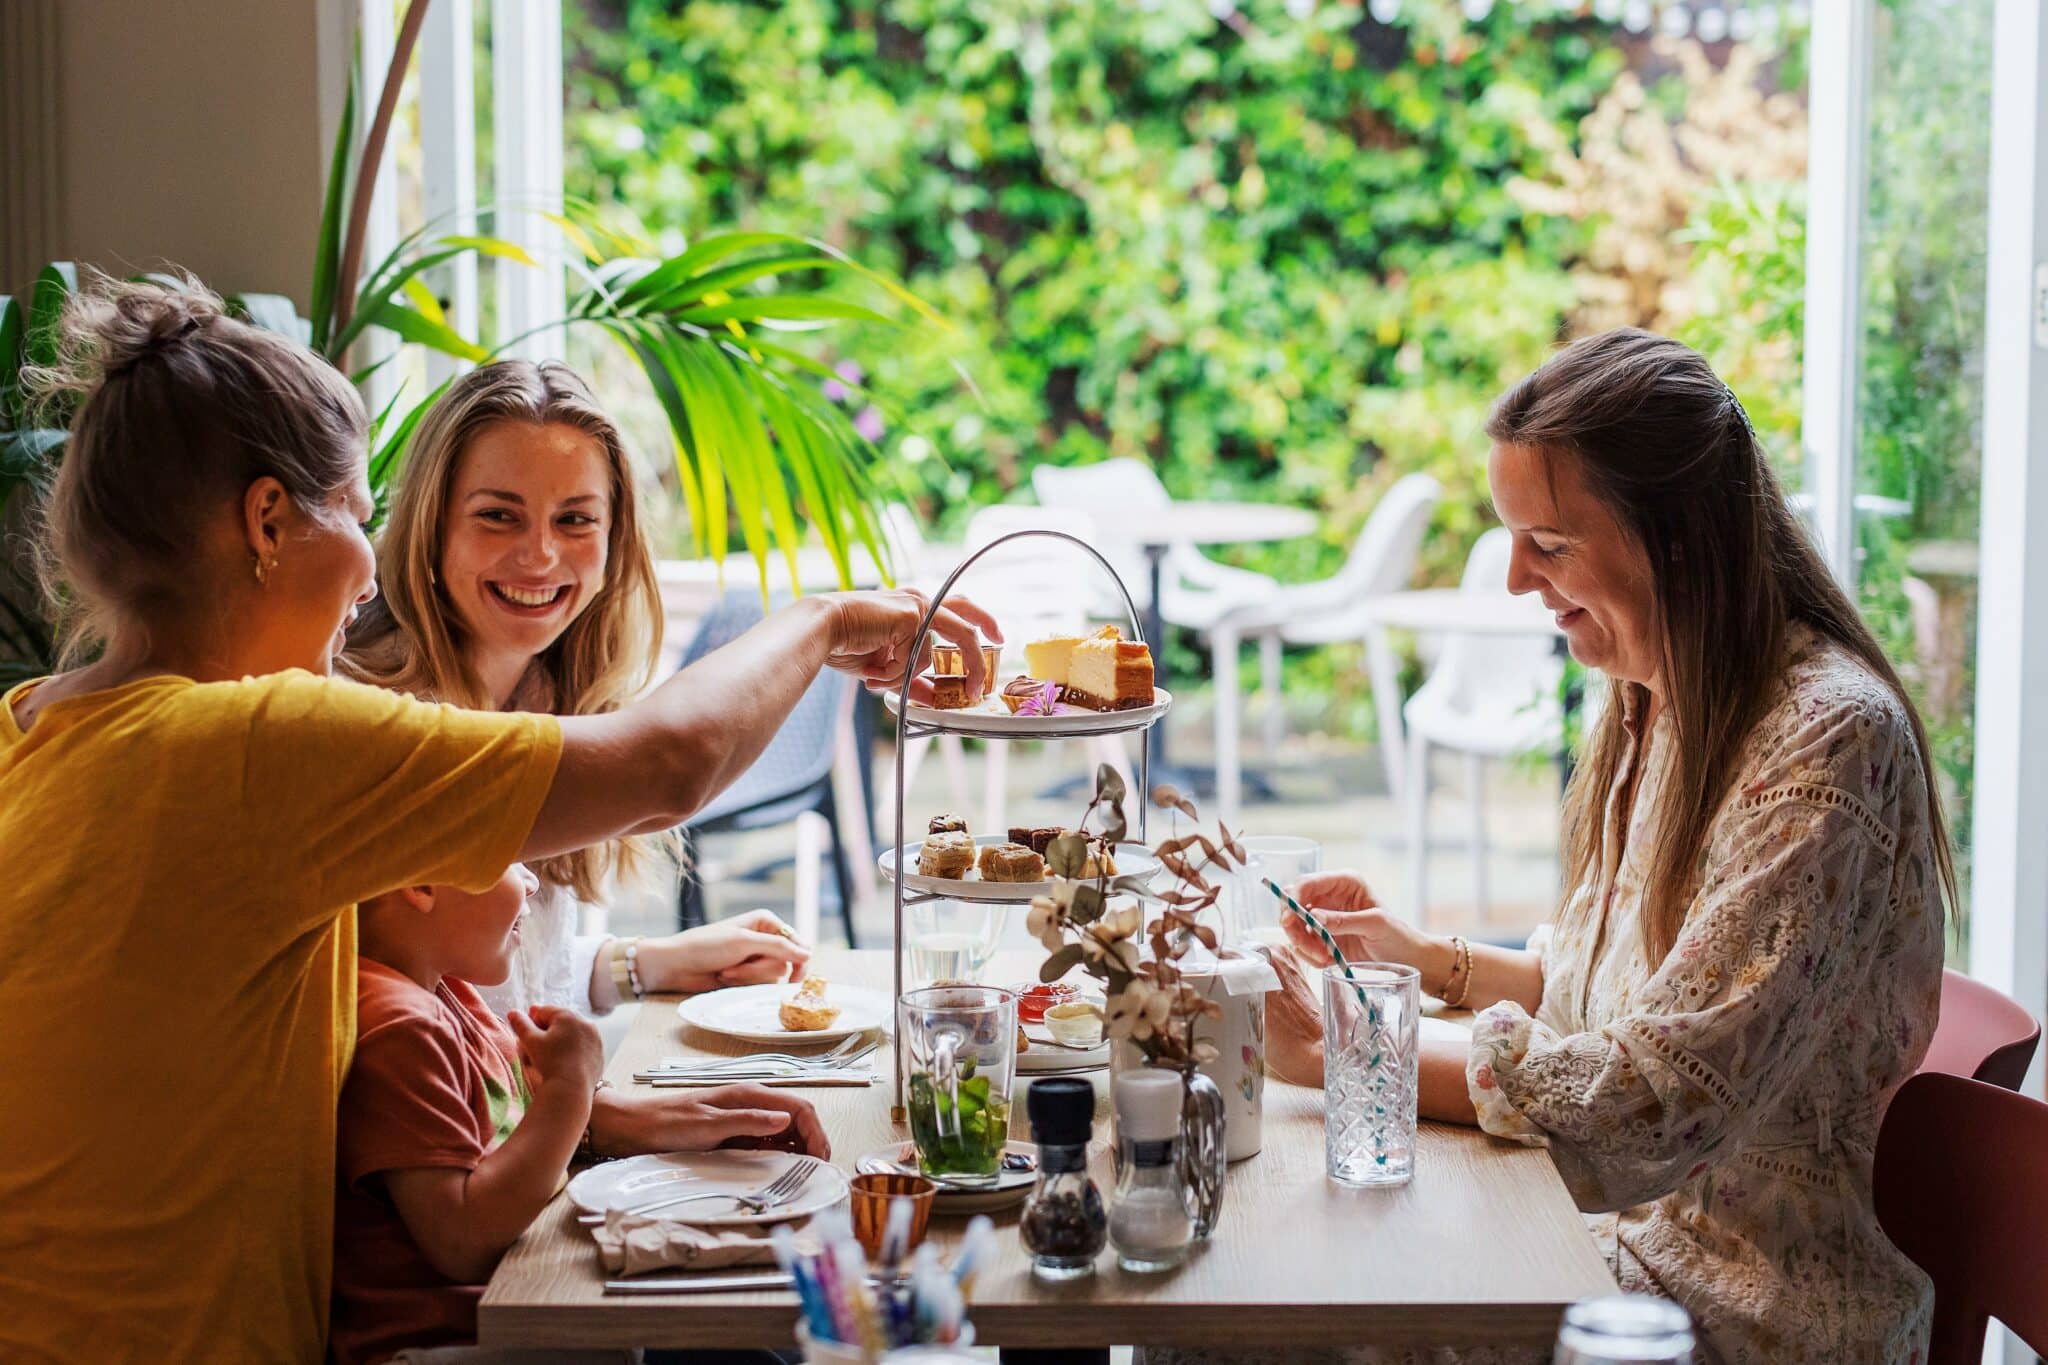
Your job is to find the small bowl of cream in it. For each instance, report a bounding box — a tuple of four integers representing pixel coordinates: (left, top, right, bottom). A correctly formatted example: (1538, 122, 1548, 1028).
(1044, 998, 1105, 1048)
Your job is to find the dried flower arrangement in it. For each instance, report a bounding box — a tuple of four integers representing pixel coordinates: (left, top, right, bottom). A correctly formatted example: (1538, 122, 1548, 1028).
(1026, 764, 1246, 1073)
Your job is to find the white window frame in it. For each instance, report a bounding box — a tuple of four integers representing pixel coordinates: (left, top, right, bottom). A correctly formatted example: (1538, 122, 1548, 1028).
(1970, 0, 2048, 1102)
(343, 0, 563, 390)
(1800, 0, 1874, 587)
(491, 0, 566, 362)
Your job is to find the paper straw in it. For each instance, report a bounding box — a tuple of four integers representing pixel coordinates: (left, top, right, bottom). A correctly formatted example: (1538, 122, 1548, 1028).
(1263, 877, 1367, 1005)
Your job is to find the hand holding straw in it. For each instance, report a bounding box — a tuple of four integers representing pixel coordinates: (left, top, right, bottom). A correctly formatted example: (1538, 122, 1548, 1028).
(1264, 876, 1367, 1005)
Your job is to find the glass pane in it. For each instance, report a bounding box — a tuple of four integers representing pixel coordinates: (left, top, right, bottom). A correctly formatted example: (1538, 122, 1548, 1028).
(1854, 0, 1992, 926)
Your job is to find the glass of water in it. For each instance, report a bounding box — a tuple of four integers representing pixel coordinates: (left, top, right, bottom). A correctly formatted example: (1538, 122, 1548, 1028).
(1232, 835, 1322, 947)
(1554, 1294, 1695, 1364)
(907, 899, 1006, 987)
(1322, 962, 1419, 1187)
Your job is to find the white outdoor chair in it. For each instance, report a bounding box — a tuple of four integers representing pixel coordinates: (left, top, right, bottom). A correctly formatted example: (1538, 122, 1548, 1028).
(1030, 458, 1279, 629)
(1403, 528, 1562, 928)
(1207, 473, 1442, 821)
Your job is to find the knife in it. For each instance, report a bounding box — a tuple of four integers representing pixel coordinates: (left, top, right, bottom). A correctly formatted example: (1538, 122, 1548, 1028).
(603, 1273, 795, 1295)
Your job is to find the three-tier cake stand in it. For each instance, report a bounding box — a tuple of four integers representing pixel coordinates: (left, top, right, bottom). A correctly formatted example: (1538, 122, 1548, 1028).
(878, 529, 1171, 1119)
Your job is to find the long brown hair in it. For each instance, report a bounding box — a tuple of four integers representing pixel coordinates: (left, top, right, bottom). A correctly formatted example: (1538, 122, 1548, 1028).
(29, 273, 366, 662)
(1487, 328, 1955, 966)
(344, 359, 666, 901)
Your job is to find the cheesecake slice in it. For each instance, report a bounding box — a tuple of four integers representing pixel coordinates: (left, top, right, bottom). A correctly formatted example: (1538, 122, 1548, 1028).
(1024, 632, 1084, 686)
(1065, 632, 1155, 711)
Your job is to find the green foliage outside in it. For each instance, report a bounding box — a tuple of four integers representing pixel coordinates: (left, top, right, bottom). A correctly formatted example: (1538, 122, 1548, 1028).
(562, 0, 1989, 898)
(564, 0, 1635, 724)
(1853, 0, 1991, 881)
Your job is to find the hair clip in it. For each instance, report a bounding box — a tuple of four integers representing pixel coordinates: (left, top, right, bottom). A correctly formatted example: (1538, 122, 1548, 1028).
(1723, 383, 1755, 441)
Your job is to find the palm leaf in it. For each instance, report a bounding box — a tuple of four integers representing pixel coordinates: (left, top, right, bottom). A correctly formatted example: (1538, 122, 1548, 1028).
(0, 295, 23, 429)
(330, 234, 533, 361)
(25, 263, 77, 374)
(605, 321, 708, 558)
(310, 71, 357, 352)
(671, 296, 896, 330)
(636, 252, 839, 313)
(361, 299, 487, 362)
(366, 377, 452, 516)
(609, 232, 810, 314)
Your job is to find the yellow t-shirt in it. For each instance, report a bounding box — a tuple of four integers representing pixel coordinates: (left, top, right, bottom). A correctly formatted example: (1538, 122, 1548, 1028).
(0, 670, 562, 1364)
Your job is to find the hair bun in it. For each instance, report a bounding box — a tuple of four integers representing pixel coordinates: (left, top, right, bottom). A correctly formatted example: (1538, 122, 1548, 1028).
(95, 279, 222, 376)
(25, 272, 224, 413)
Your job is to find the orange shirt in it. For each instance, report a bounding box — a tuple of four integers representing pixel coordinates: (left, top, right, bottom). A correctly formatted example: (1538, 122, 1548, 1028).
(331, 961, 531, 1365)
(0, 671, 561, 1364)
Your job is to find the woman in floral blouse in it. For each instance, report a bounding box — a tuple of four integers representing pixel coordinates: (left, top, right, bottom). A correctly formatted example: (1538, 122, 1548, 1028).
(1265, 328, 1951, 1364)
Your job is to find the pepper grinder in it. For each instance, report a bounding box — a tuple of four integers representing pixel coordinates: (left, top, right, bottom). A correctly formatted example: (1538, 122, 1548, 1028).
(1108, 1070, 1194, 1273)
(1019, 1077, 1107, 1280)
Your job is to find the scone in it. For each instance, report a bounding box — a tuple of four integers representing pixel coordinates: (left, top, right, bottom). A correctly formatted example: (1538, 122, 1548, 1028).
(917, 830, 977, 879)
(1078, 840, 1119, 878)
(779, 975, 841, 1031)
(977, 841, 1046, 883)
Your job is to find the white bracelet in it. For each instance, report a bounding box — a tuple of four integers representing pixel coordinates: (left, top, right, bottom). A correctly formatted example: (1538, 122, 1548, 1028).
(624, 938, 645, 1000)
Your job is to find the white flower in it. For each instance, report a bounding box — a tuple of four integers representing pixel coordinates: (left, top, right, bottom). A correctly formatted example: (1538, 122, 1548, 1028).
(1026, 896, 1066, 952)
(1081, 930, 1140, 975)
(1104, 974, 1176, 1042)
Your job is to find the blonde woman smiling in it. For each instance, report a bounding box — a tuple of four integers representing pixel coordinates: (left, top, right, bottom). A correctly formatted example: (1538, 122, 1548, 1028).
(346, 359, 831, 1155)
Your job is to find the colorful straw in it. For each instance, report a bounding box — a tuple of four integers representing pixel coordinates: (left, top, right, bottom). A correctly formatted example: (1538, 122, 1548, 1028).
(1264, 876, 1367, 1004)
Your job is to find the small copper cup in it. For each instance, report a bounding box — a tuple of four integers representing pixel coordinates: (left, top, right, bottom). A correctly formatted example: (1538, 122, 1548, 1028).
(848, 1171, 936, 1262)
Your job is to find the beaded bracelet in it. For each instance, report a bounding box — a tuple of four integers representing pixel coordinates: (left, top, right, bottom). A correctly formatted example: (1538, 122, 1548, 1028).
(606, 938, 634, 1003)
(624, 938, 646, 1000)
(1441, 934, 1474, 1008)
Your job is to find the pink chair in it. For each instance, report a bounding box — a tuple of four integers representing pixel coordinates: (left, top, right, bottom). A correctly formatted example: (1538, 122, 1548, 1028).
(1921, 969, 2039, 1091)
(1874, 1072, 2048, 1364)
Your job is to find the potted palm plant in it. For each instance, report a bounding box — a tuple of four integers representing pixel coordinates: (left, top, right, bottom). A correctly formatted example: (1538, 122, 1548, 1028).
(0, 0, 950, 681)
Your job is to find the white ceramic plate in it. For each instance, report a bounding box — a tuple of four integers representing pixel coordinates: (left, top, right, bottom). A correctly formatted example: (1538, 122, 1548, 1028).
(1017, 1034, 1109, 1072)
(878, 838, 1162, 903)
(855, 1141, 1040, 1214)
(675, 982, 891, 1045)
(884, 686, 1172, 737)
(567, 1151, 848, 1227)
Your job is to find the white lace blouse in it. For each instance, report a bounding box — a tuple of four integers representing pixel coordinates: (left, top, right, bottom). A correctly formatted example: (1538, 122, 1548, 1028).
(1466, 624, 1943, 1363)
(475, 879, 612, 1019)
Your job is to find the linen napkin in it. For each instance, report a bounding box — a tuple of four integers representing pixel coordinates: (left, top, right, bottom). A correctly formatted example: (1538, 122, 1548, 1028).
(590, 1208, 790, 1276)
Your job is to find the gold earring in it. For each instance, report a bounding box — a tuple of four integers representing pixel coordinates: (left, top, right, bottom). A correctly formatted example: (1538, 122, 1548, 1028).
(252, 553, 267, 586)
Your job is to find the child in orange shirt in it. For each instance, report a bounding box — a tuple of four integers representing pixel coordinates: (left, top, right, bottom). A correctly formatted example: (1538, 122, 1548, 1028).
(332, 865, 620, 1365)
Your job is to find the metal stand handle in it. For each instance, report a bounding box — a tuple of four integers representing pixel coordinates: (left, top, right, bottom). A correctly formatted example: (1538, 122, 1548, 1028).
(890, 528, 1156, 1119)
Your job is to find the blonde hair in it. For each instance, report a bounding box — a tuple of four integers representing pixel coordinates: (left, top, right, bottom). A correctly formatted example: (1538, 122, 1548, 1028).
(1487, 329, 1955, 967)
(344, 359, 667, 901)
(28, 272, 366, 661)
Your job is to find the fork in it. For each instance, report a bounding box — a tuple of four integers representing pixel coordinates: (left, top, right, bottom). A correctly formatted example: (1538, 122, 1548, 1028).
(644, 1036, 867, 1072)
(610, 1161, 816, 1222)
(636, 1041, 876, 1082)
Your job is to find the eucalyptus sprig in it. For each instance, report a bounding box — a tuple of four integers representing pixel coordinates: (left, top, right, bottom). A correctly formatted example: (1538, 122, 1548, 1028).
(1027, 764, 1246, 1074)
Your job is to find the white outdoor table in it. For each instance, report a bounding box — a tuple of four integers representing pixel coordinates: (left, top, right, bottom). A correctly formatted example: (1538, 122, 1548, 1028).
(1087, 502, 1320, 788)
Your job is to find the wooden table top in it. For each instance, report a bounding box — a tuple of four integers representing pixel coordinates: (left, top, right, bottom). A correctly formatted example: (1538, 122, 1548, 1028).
(481, 950, 1615, 1351)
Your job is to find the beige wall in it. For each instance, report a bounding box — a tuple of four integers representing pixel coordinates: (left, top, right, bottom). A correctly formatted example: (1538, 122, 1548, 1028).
(2, 0, 342, 307)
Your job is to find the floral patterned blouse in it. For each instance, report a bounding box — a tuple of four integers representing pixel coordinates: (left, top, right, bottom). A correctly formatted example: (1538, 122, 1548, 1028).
(1467, 624, 1943, 1364)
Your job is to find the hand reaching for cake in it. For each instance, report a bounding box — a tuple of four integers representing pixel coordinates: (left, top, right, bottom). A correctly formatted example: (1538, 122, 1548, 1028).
(817, 589, 1002, 703)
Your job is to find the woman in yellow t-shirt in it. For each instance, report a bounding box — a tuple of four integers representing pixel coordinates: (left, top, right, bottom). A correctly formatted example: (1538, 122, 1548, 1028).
(0, 276, 994, 1365)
